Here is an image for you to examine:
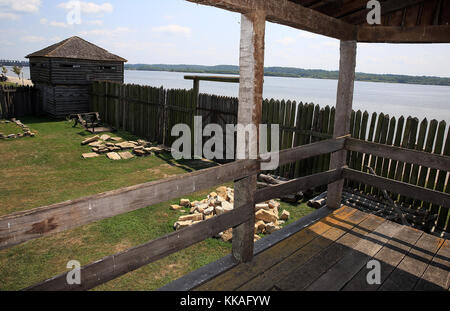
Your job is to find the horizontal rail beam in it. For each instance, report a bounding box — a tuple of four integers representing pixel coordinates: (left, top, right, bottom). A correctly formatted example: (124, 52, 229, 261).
(343, 168, 450, 208)
(25, 204, 254, 291)
(357, 25, 450, 43)
(255, 169, 343, 203)
(184, 75, 240, 83)
(0, 159, 259, 250)
(345, 137, 450, 172)
(277, 137, 345, 166)
(186, 0, 356, 40)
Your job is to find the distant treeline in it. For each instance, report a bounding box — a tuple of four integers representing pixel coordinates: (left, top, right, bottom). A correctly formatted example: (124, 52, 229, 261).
(125, 64, 450, 86)
(0, 60, 29, 67)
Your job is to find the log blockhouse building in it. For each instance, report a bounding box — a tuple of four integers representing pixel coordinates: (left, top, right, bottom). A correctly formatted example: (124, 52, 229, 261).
(26, 36, 126, 117)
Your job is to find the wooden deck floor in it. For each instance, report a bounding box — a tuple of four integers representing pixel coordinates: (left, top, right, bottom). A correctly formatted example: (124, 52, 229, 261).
(195, 206, 450, 291)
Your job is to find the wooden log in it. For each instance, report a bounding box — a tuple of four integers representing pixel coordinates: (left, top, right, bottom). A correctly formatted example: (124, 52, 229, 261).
(0, 159, 259, 250)
(345, 137, 450, 172)
(232, 10, 266, 263)
(185, 75, 239, 83)
(307, 191, 328, 209)
(255, 169, 342, 204)
(343, 168, 450, 208)
(185, 0, 357, 40)
(26, 203, 253, 291)
(327, 40, 357, 209)
(357, 25, 450, 44)
(276, 137, 345, 167)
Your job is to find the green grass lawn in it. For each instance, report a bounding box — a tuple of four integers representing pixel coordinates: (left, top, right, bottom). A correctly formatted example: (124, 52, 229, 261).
(0, 117, 314, 290)
(0, 121, 20, 136)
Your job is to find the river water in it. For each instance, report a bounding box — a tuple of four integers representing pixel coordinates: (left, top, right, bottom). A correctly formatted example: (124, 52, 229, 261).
(10, 67, 450, 123)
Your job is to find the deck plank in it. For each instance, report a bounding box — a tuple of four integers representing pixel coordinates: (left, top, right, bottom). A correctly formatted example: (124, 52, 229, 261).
(306, 218, 404, 291)
(379, 233, 444, 291)
(237, 207, 371, 290)
(195, 205, 357, 290)
(342, 225, 423, 291)
(414, 239, 450, 291)
(189, 205, 448, 291)
(275, 213, 387, 290)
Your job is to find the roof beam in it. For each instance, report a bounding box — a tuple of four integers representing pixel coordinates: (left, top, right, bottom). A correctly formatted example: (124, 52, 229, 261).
(186, 0, 356, 40)
(357, 25, 450, 43)
(342, 0, 425, 25)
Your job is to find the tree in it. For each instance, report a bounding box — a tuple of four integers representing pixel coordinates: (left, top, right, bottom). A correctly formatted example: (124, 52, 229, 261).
(1, 66, 7, 76)
(12, 66, 22, 85)
(12, 66, 22, 79)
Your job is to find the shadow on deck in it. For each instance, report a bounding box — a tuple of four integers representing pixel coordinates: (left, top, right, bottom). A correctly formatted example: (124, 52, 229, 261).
(161, 205, 450, 291)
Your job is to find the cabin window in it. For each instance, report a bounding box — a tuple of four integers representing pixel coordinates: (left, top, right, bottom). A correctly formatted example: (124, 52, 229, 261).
(60, 64, 81, 68)
(31, 63, 37, 67)
(98, 65, 117, 70)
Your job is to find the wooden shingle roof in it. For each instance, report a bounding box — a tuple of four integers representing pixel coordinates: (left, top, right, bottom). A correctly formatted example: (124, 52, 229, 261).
(26, 36, 127, 62)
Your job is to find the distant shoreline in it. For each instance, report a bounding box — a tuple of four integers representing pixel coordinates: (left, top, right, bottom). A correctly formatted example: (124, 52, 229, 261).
(125, 64, 450, 87)
(3, 63, 449, 87)
(4, 75, 33, 86)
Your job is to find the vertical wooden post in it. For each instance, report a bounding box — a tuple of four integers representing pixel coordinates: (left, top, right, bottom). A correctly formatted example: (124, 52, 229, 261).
(327, 40, 357, 209)
(232, 10, 266, 263)
(193, 78, 199, 109)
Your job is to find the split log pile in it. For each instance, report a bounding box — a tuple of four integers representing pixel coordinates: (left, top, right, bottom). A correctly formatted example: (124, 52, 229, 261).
(0, 118, 36, 139)
(172, 186, 290, 242)
(81, 134, 166, 160)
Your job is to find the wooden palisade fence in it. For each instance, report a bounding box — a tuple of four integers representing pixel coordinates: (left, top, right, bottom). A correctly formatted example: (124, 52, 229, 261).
(91, 80, 449, 232)
(0, 85, 41, 119)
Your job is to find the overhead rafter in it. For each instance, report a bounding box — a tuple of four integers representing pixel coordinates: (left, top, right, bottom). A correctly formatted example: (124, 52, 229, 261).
(342, 0, 425, 25)
(357, 25, 450, 43)
(317, 0, 369, 18)
(186, 0, 356, 40)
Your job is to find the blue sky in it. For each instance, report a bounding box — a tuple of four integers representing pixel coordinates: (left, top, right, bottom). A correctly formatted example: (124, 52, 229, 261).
(1, 0, 450, 77)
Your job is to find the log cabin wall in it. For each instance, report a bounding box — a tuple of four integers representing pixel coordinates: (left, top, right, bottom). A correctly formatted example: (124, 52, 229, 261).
(29, 57, 124, 118)
(29, 57, 51, 84)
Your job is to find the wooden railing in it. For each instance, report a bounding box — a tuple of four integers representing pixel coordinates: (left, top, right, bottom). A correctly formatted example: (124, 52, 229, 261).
(0, 136, 448, 290)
